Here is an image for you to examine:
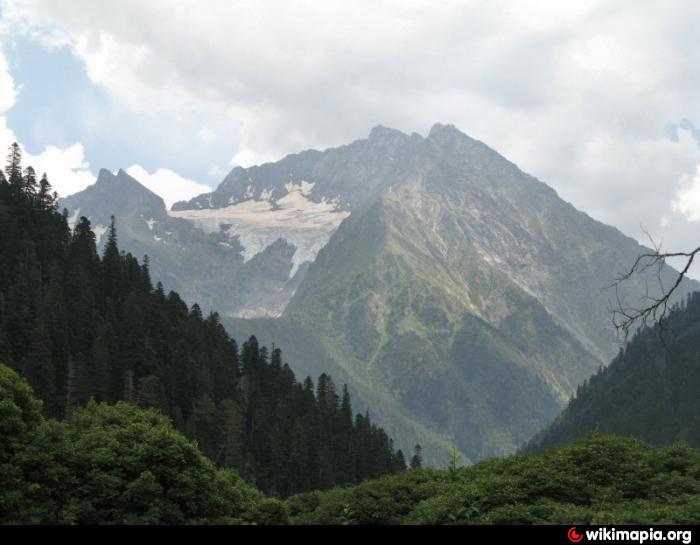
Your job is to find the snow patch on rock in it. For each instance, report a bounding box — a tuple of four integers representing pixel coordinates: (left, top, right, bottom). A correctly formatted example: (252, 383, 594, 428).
(67, 208, 81, 228)
(168, 180, 349, 276)
(93, 225, 107, 244)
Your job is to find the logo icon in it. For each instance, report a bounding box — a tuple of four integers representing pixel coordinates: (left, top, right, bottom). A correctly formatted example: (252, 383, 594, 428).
(568, 527, 583, 543)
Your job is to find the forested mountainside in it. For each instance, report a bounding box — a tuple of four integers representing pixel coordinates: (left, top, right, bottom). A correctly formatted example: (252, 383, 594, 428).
(528, 292, 700, 452)
(4, 364, 698, 524)
(0, 144, 405, 497)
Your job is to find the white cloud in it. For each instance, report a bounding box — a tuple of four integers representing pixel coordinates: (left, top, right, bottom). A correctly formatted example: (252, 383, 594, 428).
(0, 41, 17, 113)
(0, 130, 97, 197)
(0, 43, 96, 195)
(207, 164, 226, 178)
(0, 38, 209, 203)
(26, 142, 95, 196)
(673, 166, 700, 222)
(125, 164, 211, 209)
(3, 0, 700, 264)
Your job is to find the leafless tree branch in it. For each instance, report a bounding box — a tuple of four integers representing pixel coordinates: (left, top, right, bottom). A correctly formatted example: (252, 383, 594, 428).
(608, 231, 700, 341)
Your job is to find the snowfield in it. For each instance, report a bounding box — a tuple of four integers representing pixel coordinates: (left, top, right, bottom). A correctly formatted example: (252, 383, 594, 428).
(168, 181, 349, 276)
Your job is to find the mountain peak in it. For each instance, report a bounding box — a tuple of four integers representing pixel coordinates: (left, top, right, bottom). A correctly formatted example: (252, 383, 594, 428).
(63, 167, 166, 219)
(427, 122, 468, 143)
(95, 168, 134, 185)
(369, 124, 401, 136)
(367, 125, 410, 144)
(95, 168, 154, 193)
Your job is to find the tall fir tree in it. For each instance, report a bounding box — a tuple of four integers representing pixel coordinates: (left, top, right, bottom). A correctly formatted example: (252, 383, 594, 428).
(37, 173, 56, 209)
(5, 142, 22, 189)
(411, 444, 423, 469)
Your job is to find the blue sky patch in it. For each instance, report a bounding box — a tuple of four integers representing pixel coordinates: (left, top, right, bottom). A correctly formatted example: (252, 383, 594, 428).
(4, 35, 240, 188)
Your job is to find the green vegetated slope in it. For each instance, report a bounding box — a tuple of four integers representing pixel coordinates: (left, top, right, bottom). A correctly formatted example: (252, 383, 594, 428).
(528, 292, 700, 452)
(286, 434, 700, 525)
(5, 362, 699, 525)
(226, 316, 461, 467)
(282, 187, 598, 463)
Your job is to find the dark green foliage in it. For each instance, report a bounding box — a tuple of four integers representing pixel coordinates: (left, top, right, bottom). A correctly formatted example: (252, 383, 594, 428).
(5, 142, 22, 189)
(286, 435, 700, 525)
(57, 400, 280, 524)
(410, 444, 423, 469)
(0, 362, 45, 520)
(529, 294, 700, 452)
(7, 372, 697, 526)
(0, 145, 404, 497)
(0, 364, 282, 524)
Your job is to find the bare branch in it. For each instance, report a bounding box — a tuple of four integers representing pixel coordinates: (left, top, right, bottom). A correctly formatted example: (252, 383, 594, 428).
(608, 235, 700, 341)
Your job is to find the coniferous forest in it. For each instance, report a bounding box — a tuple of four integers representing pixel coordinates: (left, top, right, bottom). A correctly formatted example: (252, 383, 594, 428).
(4, 363, 700, 524)
(0, 144, 406, 499)
(527, 292, 700, 452)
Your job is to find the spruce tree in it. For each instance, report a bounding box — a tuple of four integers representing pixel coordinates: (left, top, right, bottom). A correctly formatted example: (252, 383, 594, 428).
(37, 173, 55, 209)
(340, 384, 353, 431)
(410, 444, 423, 469)
(5, 142, 22, 189)
(22, 166, 37, 199)
(101, 215, 121, 302)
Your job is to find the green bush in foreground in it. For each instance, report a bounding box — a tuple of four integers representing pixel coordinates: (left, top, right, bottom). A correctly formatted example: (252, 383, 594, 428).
(0, 363, 286, 524)
(287, 434, 700, 524)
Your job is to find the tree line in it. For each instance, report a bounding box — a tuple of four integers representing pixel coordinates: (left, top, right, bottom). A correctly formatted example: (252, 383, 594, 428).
(0, 143, 406, 496)
(0, 363, 287, 524)
(527, 290, 700, 453)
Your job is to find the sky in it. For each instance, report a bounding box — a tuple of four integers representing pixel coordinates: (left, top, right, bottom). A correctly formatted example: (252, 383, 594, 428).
(1, 0, 700, 272)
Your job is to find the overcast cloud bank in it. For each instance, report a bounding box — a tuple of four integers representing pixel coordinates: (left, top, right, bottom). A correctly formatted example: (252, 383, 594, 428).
(1, 0, 700, 270)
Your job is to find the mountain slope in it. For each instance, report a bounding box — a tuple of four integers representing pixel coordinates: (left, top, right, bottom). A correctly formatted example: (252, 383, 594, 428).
(59, 169, 305, 317)
(172, 125, 419, 212)
(528, 292, 700, 452)
(273, 182, 595, 461)
(64, 125, 699, 465)
(231, 124, 698, 464)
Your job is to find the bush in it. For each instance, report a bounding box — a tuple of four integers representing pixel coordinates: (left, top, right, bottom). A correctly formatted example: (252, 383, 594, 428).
(0, 364, 286, 524)
(287, 435, 700, 525)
